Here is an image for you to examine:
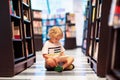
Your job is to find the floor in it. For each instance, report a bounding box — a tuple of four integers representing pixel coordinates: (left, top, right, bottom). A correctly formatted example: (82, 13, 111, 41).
(0, 48, 106, 80)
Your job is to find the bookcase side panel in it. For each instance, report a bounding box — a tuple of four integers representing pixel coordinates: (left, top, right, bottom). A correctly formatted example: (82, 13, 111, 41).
(0, 0, 14, 76)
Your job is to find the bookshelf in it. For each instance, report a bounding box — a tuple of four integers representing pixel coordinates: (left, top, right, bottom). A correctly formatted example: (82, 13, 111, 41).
(81, 1, 90, 54)
(106, 0, 120, 80)
(64, 13, 76, 49)
(32, 9, 43, 51)
(0, 0, 35, 77)
(85, 0, 112, 77)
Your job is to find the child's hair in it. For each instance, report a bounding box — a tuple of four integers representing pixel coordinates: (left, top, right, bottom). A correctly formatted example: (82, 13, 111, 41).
(48, 26, 63, 39)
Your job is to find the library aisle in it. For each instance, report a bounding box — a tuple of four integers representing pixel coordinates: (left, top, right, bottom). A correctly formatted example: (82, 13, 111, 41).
(0, 48, 106, 80)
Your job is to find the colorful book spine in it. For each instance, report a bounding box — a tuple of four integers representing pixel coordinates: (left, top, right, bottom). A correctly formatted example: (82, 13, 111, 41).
(9, 0, 14, 15)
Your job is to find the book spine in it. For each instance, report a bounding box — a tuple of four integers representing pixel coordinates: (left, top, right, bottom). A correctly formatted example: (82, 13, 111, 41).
(9, 0, 14, 15)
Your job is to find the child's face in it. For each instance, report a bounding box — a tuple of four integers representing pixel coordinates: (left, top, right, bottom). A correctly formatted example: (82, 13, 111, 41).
(50, 36, 62, 43)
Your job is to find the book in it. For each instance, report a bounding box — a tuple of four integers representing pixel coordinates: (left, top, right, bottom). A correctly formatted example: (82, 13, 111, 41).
(108, 0, 120, 28)
(33, 11, 42, 19)
(9, 0, 14, 15)
(14, 26, 20, 39)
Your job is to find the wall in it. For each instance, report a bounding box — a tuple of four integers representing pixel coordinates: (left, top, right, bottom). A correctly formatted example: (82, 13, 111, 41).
(73, 0, 87, 46)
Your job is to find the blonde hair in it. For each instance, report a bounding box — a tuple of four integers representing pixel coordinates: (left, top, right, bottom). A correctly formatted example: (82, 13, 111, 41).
(48, 26, 63, 39)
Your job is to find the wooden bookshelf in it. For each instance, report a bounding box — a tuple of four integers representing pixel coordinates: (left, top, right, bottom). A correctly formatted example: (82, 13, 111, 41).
(85, 0, 112, 77)
(81, 1, 90, 54)
(0, 0, 35, 77)
(32, 9, 43, 51)
(64, 13, 76, 49)
(106, 0, 120, 80)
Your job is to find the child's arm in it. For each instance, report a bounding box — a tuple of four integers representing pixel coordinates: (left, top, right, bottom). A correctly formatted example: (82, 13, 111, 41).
(59, 52, 65, 56)
(43, 52, 66, 63)
(43, 54, 53, 59)
(43, 53, 59, 59)
(43, 54, 52, 59)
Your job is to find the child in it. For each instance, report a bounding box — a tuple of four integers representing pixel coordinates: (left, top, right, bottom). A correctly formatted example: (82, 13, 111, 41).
(42, 26, 74, 72)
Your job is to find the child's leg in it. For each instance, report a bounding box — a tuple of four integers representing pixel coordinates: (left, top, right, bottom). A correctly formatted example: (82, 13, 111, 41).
(63, 56, 74, 70)
(64, 64, 75, 70)
(45, 58, 57, 71)
(57, 56, 74, 70)
(45, 63, 55, 71)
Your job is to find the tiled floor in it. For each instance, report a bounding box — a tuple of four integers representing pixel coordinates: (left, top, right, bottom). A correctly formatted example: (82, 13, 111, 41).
(0, 48, 106, 80)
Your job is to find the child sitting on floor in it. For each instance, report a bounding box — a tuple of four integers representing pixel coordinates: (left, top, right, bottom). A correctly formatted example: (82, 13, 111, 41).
(42, 26, 74, 72)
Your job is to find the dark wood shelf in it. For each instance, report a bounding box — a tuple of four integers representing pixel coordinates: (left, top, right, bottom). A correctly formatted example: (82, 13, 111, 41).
(85, 0, 112, 77)
(64, 37, 76, 49)
(33, 18, 42, 21)
(12, 39, 23, 41)
(14, 56, 26, 63)
(0, 0, 35, 77)
(24, 19, 31, 24)
(11, 15, 21, 20)
(32, 10, 43, 51)
(27, 53, 34, 58)
(23, 2, 30, 9)
(105, 0, 120, 80)
(112, 69, 120, 79)
(65, 13, 76, 49)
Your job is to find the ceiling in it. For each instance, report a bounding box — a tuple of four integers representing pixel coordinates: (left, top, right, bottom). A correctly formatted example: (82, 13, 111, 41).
(31, 0, 87, 14)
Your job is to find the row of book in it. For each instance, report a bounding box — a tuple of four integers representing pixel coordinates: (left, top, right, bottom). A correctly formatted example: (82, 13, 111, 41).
(42, 14, 65, 19)
(42, 18, 65, 26)
(9, 0, 30, 20)
(11, 22, 20, 39)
